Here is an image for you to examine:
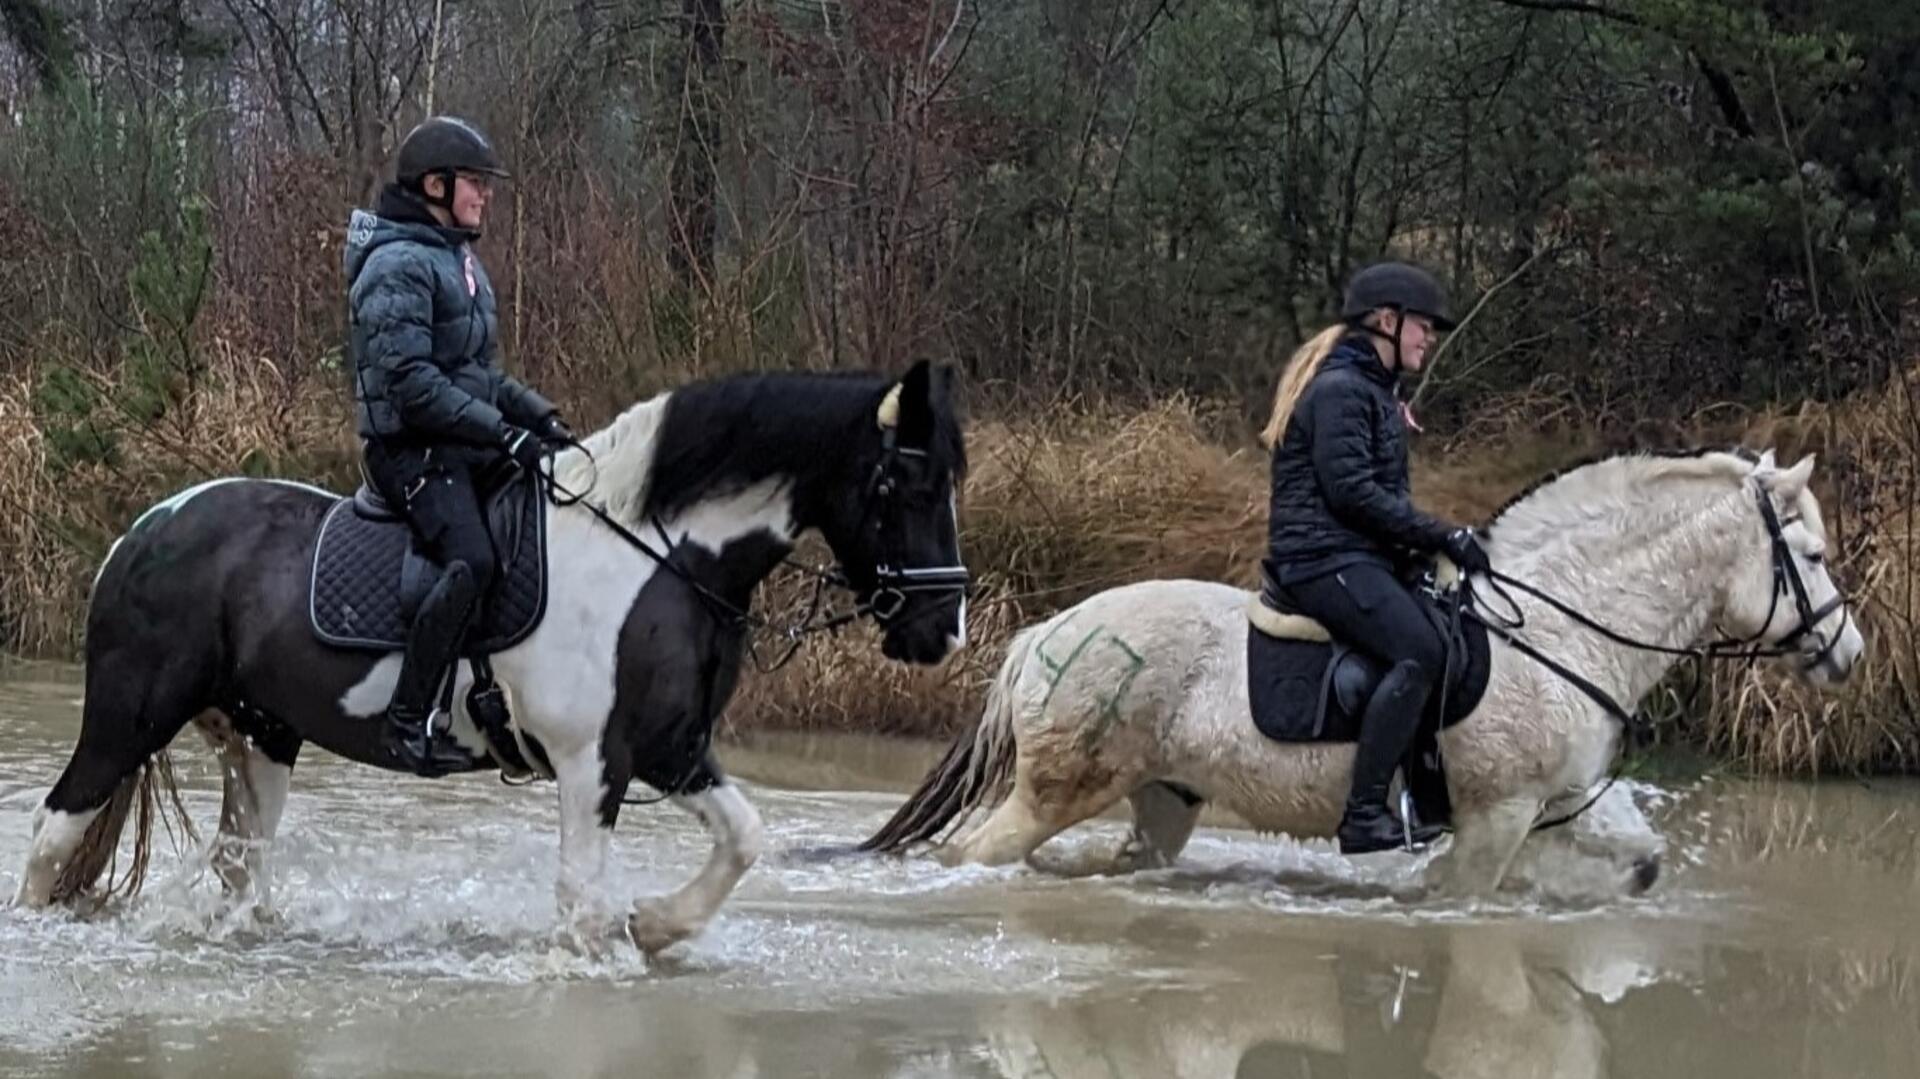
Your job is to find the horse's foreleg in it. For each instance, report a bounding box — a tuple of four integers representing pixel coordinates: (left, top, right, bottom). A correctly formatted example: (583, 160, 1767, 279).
(626, 779, 765, 956)
(1429, 797, 1538, 898)
(553, 743, 613, 923)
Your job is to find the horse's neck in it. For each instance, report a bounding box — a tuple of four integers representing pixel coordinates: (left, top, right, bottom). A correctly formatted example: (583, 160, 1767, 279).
(1490, 486, 1746, 716)
(649, 476, 800, 602)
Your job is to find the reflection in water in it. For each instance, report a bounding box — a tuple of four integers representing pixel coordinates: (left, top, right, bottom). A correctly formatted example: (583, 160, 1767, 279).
(2, 661, 1918, 1079)
(973, 923, 1623, 1079)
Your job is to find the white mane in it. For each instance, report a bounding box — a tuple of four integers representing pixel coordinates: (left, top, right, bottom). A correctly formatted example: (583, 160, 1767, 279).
(550, 391, 671, 528)
(1484, 451, 1766, 568)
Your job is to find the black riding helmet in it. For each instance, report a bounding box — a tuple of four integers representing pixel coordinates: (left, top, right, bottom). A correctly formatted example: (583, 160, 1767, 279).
(1341, 261, 1457, 331)
(395, 116, 509, 208)
(1340, 260, 1455, 373)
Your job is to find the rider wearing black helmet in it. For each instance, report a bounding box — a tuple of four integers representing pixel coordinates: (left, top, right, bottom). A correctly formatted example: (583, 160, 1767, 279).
(343, 116, 572, 775)
(1258, 260, 1490, 854)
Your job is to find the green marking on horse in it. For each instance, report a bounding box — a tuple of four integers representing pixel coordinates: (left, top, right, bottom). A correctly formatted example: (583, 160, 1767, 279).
(1033, 617, 1147, 749)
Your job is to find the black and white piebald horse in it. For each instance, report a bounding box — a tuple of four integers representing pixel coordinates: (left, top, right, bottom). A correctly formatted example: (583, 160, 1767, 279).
(12, 361, 969, 953)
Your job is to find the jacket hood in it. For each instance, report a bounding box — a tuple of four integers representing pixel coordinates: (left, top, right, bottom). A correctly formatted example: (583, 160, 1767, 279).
(342, 183, 474, 284)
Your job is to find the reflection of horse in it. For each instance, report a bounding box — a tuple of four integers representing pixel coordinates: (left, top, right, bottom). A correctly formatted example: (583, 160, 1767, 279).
(977, 926, 1664, 1079)
(866, 450, 1863, 897)
(14, 362, 970, 953)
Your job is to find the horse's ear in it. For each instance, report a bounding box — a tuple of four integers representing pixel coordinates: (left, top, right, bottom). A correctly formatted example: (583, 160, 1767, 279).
(1778, 453, 1816, 498)
(891, 360, 937, 447)
(1756, 448, 1778, 472)
(1759, 452, 1814, 499)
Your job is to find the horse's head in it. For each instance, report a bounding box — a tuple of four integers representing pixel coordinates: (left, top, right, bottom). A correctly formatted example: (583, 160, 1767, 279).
(1716, 452, 1864, 686)
(816, 360, 970, 665)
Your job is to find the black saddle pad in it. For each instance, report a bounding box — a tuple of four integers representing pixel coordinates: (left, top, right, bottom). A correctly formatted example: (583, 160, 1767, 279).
(1247, 590, 1489, 745)
(308, 474, 547, 652)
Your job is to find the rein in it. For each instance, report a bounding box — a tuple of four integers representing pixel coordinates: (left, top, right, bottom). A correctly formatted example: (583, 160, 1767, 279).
(537, 432, 964, 675)
(1450, 479, 1848, 833)
(528, 416, 970, 807)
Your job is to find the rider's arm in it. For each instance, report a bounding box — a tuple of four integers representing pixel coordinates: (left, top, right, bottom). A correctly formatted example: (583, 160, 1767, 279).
(1307, 377, 1455, 552)
(492, 369, 558, 429)
(358, 252, 508, 444)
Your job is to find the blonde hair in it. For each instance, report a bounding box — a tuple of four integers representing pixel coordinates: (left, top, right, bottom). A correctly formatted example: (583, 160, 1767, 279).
(1259, 323, 1347, 449)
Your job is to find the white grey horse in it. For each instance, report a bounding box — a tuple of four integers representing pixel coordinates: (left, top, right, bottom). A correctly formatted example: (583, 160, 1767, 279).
(863, 449, 1864, 897)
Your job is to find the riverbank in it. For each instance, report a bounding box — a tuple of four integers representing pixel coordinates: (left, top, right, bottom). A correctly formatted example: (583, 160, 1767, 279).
(2, 372, 1914, 775)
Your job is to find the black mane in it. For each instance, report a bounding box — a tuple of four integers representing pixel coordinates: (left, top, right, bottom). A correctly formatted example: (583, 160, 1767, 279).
(642, 369, 967, 521)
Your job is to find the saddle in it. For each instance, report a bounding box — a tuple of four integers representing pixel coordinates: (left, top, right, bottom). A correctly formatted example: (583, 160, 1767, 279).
(307, 465, 548, 654)
(1244, 565, 1490, 745)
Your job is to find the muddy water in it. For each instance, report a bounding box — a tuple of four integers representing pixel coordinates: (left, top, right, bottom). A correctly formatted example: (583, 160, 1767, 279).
(2, 658, 1916, 1079)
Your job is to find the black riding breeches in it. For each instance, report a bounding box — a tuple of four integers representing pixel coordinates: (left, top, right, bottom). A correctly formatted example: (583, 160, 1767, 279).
(363, 442, 499, 593)
(1276, 562, 1445, 684)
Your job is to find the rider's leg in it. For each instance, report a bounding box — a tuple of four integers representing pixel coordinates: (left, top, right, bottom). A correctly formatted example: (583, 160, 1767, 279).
(1281, 563, 1446, 854)
(371, 450, 500, 776)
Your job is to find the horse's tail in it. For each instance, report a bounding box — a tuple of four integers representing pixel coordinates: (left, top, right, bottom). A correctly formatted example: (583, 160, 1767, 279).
(858, 625, 1036, 855)
(51, 750, 196, 905)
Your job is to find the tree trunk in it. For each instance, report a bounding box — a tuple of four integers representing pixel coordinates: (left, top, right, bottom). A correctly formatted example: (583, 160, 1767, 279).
(667, 0, 725, 292)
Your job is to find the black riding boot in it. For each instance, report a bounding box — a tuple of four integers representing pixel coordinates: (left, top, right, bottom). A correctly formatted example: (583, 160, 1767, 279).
(384, 562, 481, 777)
(1402, 731, 1452, 844)
(1339, 659, 1433, 854)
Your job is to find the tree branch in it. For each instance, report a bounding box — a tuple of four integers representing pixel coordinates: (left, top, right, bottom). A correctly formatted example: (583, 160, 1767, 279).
(1482, 0, 1640, 23)
(0, 0, 79, 91)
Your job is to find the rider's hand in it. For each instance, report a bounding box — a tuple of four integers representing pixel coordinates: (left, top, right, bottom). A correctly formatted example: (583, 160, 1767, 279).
(537, 414, 574, 448)
(500, 424, 543, 471)
(1443, 528, 1491, 573)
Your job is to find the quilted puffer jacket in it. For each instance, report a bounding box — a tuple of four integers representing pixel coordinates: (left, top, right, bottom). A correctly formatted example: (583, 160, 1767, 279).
(1262, 336, 1456, 585)
(344, 184, 554, 446)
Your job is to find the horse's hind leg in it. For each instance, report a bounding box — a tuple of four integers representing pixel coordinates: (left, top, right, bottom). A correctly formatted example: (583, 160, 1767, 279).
(946, 764, 1132, 867)
(625, 762, 765, 956)
(199, 707, 300, 906)
(1113, 782, 1204, 872)
(15, 658, 204, 908)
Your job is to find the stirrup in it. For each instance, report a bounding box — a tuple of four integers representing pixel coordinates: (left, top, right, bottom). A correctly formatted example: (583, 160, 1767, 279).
(1397, 789, 1445, 851)
(388, 704, 470, 778)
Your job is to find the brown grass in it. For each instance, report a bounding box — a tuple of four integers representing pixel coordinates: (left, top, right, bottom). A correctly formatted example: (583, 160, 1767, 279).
(3, 364, 1917, 776)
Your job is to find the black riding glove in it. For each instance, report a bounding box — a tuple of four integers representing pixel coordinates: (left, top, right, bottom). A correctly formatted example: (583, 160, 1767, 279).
(1442, 528, 1491, 573)
(537, 414, 574, 448)
(500, 424, 543, 471)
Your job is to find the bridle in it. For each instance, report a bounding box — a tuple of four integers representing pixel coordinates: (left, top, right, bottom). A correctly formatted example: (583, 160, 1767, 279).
(1471, 479, 1850, 676)
(837, 392, 973, 626)
(1451, 477, 1851, 833)
(1750, 485, 1849, 674)
(541, 383, 970, 670)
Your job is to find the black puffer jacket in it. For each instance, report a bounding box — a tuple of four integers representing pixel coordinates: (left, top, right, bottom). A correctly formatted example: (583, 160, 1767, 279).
(344, 184, 554, 446)
(1262, 337, 1455, 586)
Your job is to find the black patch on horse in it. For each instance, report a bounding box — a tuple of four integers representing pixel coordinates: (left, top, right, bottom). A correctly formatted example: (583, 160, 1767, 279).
(308, 473, 547, 651)
(644, 370, 969, 522)
(1246, 590, 1490, 744)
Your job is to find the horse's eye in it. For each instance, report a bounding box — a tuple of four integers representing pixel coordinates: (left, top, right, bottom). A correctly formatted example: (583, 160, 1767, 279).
(1806, 551, 1826, 565)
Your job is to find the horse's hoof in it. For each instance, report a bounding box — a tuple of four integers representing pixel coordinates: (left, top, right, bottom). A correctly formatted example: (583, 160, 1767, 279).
(625, 903, 688, 956)
(1631, 854, 1661, 893)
